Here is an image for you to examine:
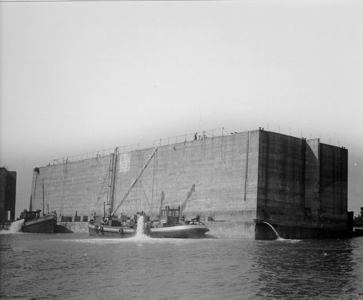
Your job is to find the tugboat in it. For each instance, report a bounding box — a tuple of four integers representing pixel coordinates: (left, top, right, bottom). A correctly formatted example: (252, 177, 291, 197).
(19, 209, 57, 233)
(88, 148, 209, 239)
(88, 206, 209, 238)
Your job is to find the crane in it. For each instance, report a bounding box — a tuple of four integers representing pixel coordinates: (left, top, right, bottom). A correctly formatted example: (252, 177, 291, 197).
(110, 148, 158, 217)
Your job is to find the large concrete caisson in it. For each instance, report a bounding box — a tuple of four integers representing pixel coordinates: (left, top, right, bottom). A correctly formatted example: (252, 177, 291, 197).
(29, 129, 350, 239)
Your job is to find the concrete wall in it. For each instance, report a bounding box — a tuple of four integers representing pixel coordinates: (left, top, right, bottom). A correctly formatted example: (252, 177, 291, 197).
(30, 155, 112, 218)
(319, 144, 348, 229)
(301, 140, 348, 230)
(113, 130, 259, 221)
(305, 138, 320, 224)
(256, 131, 348, 232)
(30, 131, 259, 223)
(257, 131, 306, 225)
(0, 168, 17, 222)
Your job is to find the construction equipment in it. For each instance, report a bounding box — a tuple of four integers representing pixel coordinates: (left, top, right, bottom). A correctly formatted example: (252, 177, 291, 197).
(111, 148, 158, 217)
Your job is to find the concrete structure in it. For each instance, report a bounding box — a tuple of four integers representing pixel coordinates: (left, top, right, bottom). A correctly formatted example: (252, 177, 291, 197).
(29, 129, 350, 239)
(0, 167, 17, 223)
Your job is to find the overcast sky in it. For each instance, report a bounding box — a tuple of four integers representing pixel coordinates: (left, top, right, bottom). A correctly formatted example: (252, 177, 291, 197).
(1, 0, 362, 216)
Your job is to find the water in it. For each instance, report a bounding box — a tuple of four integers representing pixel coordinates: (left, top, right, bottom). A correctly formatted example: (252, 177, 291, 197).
(1, 232, 363, 299)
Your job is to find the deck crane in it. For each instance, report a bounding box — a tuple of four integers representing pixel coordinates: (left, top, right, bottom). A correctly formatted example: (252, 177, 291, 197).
(180, 183, 196, 215)
(157, 184, 195, 222)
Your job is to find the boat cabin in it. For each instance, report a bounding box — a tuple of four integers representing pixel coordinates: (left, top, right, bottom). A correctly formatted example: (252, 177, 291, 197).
(93, 215, 122, 226)
(19, 209, 42, 221)
(160, 206, 180, 225)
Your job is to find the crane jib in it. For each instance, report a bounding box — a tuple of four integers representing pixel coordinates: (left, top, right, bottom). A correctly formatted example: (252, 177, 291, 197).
(111, 148, 158, 217)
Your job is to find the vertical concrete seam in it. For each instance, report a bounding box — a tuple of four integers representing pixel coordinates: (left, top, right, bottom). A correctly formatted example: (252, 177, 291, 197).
(333, 148, 336, 214)
(302, 139, 306, 210)
(244, 132, 250, 201)
(264, 132, 269, 210)
(220, 133, 226, 164)
(318, 142, 322, 219)
(256, 131, 261, 218)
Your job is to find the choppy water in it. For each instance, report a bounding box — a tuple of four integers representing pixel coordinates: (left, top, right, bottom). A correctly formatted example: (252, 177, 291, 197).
(1, 229, 363, 299)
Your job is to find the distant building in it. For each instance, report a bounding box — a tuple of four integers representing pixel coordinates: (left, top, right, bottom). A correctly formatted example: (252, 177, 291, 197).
(0, 167, 17, 223)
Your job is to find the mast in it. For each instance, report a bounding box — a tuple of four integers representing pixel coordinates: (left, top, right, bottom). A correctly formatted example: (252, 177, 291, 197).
(111, 148, 158, 217)
(30, 167, 40, 211)
(109, 147, 118, 214)
(29, 195, 32, 212)
(42, 179, 45, 216)
(158, 191, 165, 219)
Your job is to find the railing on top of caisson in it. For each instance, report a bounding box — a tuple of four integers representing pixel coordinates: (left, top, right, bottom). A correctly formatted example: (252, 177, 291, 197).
(48, 143, 140, 166)
(47, 127, 227, 166)
(152, 127, 225, 147)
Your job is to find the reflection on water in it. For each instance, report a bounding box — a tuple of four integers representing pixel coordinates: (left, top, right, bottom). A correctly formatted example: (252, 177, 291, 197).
(1, 233, 363, 299)
(253, 239, 361, 298)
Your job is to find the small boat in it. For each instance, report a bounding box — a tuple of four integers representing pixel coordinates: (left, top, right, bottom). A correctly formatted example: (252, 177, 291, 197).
(19, 209, 57, 233)
(88, 206, 209, 238)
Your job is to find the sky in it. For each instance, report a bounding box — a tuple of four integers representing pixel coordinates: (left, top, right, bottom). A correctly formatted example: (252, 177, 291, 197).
(0, 0, 362, 216)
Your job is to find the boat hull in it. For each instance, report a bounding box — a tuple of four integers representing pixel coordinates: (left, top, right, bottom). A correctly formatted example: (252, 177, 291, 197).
(88, 223, 209, 239)
(23, 215, 57, 233)
(88, 224, 137, 238)
(149, 225, 209, 238)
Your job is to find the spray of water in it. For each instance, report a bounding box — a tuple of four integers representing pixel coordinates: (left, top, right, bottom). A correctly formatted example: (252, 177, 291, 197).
(0, 219, 24, 234)
(262, 221, 284, 240)
(135, 215, 149, 239)
(10, 219, 24, 232)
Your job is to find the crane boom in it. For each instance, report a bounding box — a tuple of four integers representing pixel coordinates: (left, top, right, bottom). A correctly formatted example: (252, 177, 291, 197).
(111, 148, 158, 217)
(180, 183, 196, 214)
